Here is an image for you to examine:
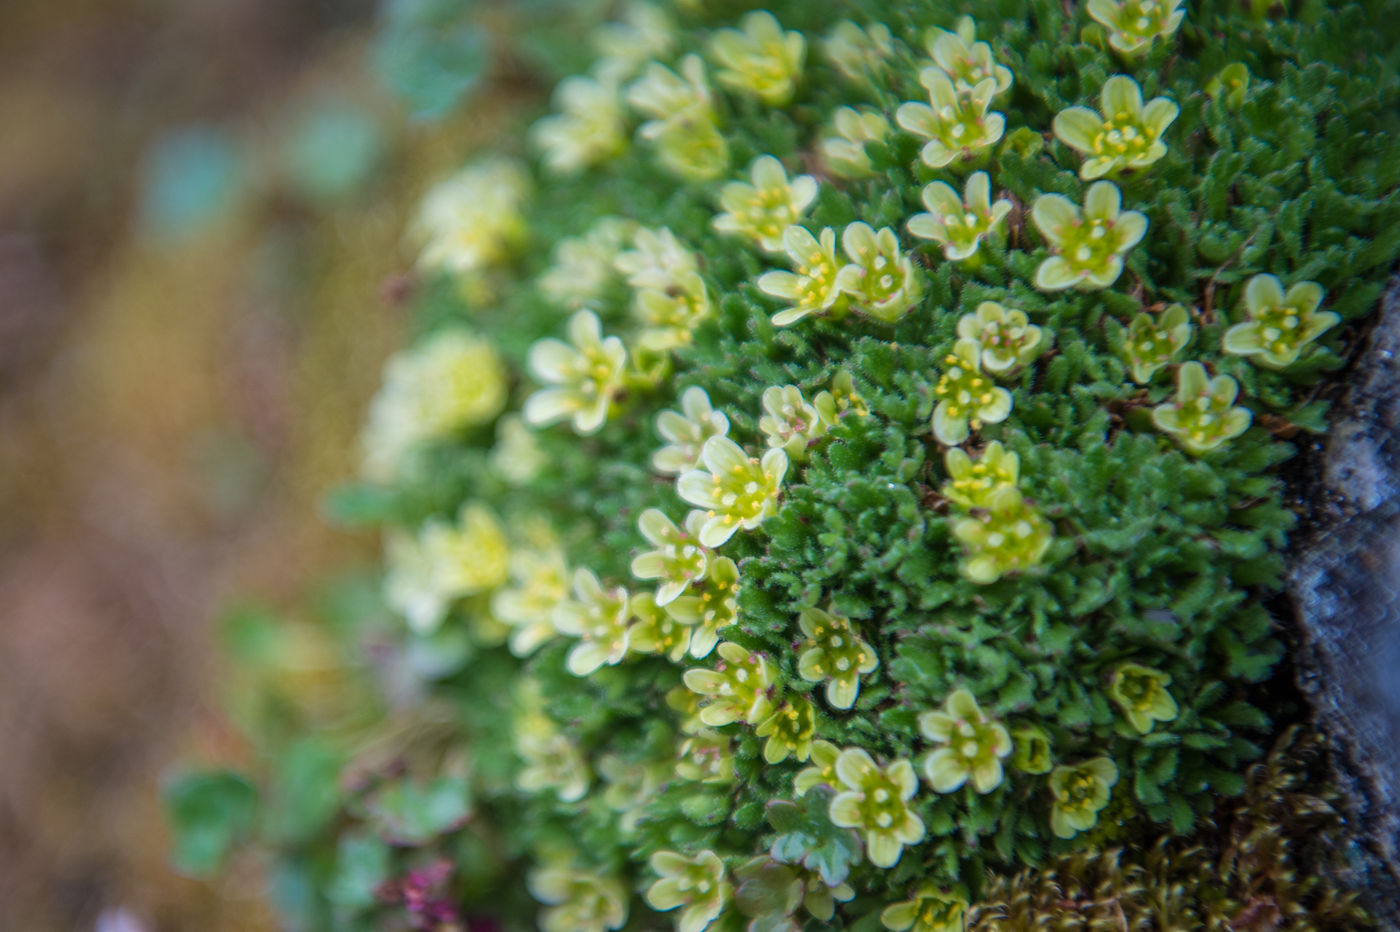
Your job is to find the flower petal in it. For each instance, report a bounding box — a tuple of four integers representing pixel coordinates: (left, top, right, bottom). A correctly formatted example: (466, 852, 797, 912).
(1031, 194, 1079, 244)
(1245, 273, 1285, 313)
(1052, 107, 1104, 153)
(1100, 75, 1143, 118)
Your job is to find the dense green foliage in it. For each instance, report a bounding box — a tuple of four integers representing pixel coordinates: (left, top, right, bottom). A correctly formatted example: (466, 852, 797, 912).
(172, 0, 1400, 929)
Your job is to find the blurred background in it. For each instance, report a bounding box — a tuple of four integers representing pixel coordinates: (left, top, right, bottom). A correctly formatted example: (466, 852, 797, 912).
(0, 0, 481, 927)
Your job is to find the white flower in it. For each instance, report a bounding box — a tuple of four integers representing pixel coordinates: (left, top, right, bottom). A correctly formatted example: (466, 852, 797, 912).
(823, 20, 895, 85)
(591, 2, 675, 80)
(491, 545, 570, 657)
(524, 310, 629, 435)
(615, 226, 701, 290)
(895, 70, 1005, 169)
(552, 569, 632, 676)
(631, 509, 710, 605)
(758, 384, 828, 461)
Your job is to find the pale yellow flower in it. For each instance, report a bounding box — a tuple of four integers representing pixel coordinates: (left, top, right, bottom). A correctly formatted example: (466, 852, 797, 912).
(652, 386, 731, 476)
(931, 338, 1013, 446)
(415, 157, 529, 275)
(552, 569, 632, 676)
(677, 435, 788, 548)
(491, 544, 570, 657)
(819, 106, 890, 179)
(896, 70, 1005, 169)
(1087, 0, 1186, 56)
(384, 503, 509, 634)
(645, 850, 731, 932)
(706, 10, 805, 106)
(524, 310, 628, 435)
(923, 16, 1012, 97)
(538, 216, 636, 311)
(1053, 76, 1178, 179)
(823, 20, 895, 85)
(528, 863, 629, 932)
(713, 155, 818, 254)
(907, 171, 1012, 261)
(828, 749, 925, 868)
(757, 226, 848, 327)
(531, 71, 628, 174)
(360, 329, 507, 482)
(835, 222, 924, 323)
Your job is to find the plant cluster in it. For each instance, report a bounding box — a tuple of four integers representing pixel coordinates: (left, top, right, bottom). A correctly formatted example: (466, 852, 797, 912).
(170, 0, 1400, 929)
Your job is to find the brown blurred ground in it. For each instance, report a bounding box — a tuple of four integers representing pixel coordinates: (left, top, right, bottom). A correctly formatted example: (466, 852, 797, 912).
(0, 1, 422, 928)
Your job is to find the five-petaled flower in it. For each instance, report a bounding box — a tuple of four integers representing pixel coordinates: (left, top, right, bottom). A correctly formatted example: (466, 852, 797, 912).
(819, 106, 891, 178)
(796, 605, 880, 709)
(1222, 274, 1336, 369)
(1087, 0, 1187, 57)
(1053, 76, 1178, 179)
(552, 568, 632, 676)
(956, 301, 1045, 375)
(758, 384, 829, 461)
(645, 849, 732, 932)
(951, 485, 1053, 584)
(1115, 303, 1192, 383)
(524, 310, 629, 435)
(1032, 181, 1147, 291)
(919, 688, 1013, 794)
(755, 696, 818, 763)
(653, 386, 731, 476)
(835, 222, 925, 323)
(628, 591, 694, 663)
(627, 55, 729, 181)
(794, 739, 843, 797)
(896, 69, 1005, 169)
(706, 10, 806, 106)
(908, 171, 1013, 261)
(828, 749, 926, 868)
(1151, 361, 1252, 455)
(677, 435, 788, 547)
(713, 155, 818, 254)
(632, 509, 710, 605)
(530, 71, 629, 175)
(881, 885, 968, 932)
(683, 641, 779, 726)
(1049, 757, 1119, 839)
(759, 226, 849, 326)
(1108, 662, 1179, 734)
(527, 863, 630, 932)
(923, 16, 1012, 97)
(664, 556, 740, 658)
(823, 20, 895, 86)
(942, 441, 1019, 509)
(932, 338, 1014, 446)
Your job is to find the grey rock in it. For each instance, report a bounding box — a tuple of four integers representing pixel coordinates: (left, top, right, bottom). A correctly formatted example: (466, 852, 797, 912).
(1291, 275, 1400, 926)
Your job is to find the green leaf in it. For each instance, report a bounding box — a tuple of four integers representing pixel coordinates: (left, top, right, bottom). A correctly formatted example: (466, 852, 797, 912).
(766, 789, 862, 887)
(362, 776, 472, 845)
(164, 770, 258, 876)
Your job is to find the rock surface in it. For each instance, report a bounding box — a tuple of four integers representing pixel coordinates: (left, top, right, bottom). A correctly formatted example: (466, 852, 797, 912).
(1291, 275, 1400, 927)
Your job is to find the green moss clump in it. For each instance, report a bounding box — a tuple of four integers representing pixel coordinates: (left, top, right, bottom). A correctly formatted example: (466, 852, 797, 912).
(175, 0, 1400, 928)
